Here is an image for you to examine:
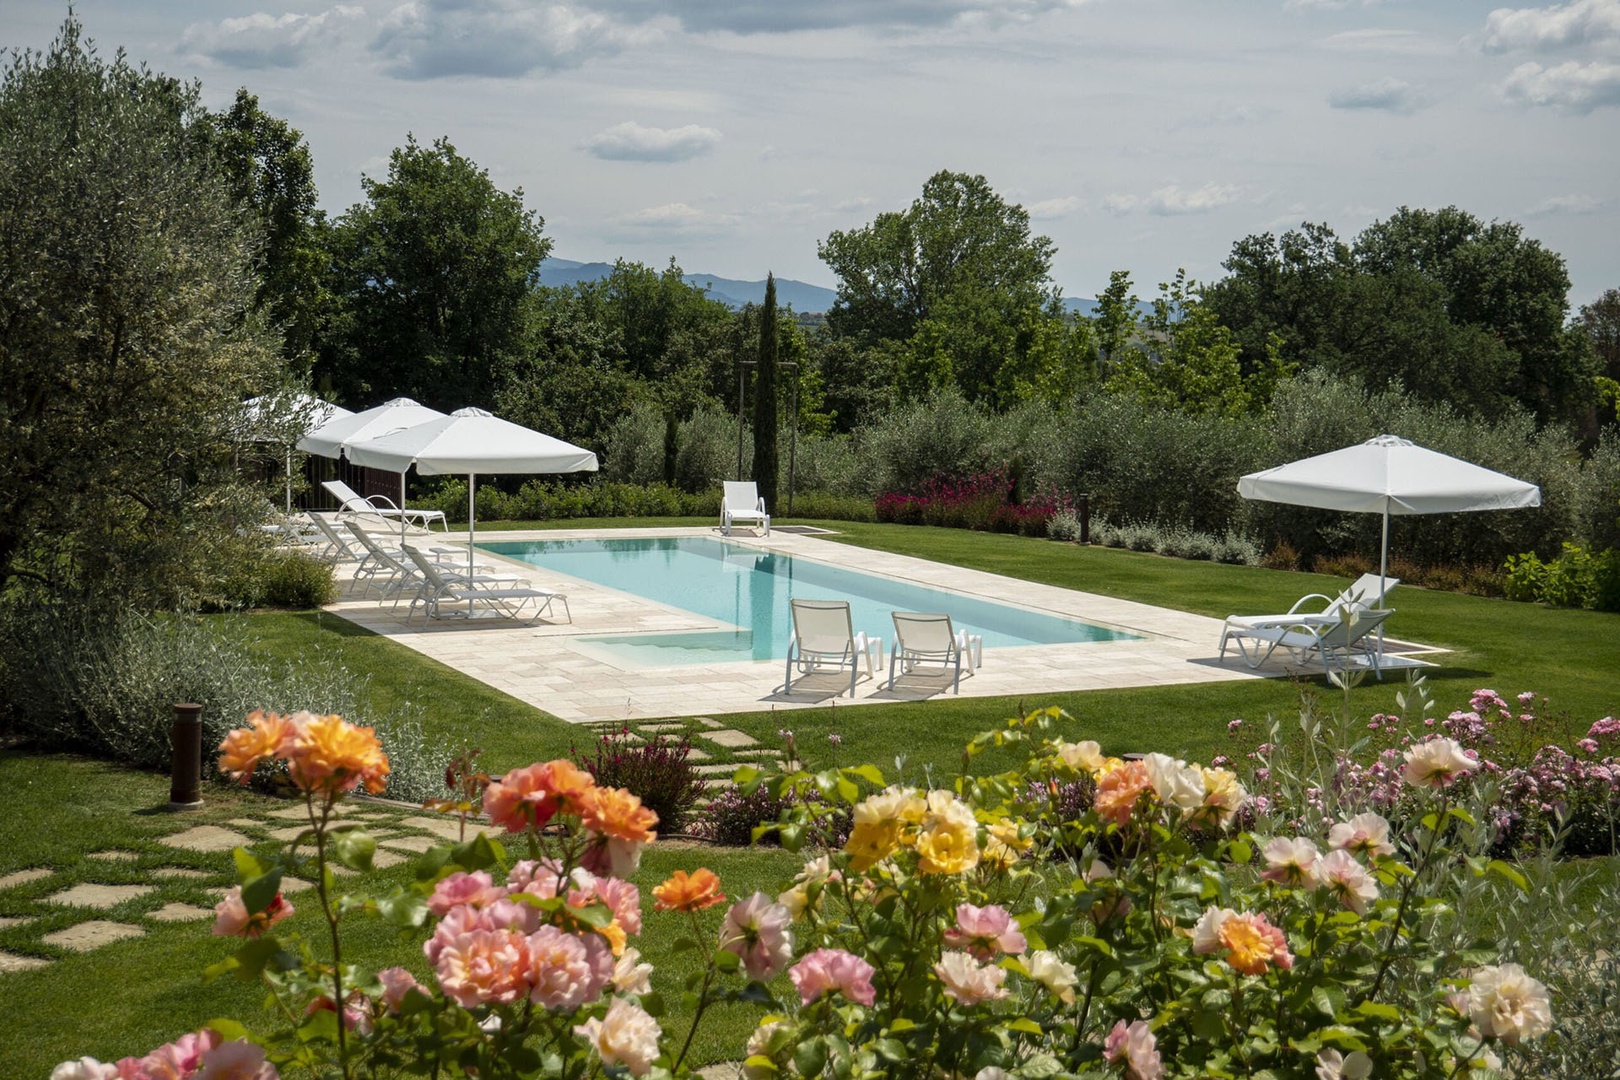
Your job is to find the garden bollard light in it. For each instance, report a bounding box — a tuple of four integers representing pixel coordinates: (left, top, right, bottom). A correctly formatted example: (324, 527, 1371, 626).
(168, 703, 204, 809)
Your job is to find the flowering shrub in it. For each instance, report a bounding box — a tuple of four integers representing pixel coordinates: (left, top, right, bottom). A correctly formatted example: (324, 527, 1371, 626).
(876, 469, 1066, 537)
(60, 705, 1559, 1079)
(571, 726, 708, 834)
(1234, 686, 1620, 857)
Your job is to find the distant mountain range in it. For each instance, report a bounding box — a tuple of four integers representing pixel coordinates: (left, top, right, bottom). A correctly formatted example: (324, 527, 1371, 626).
(539, 256, 1140, 318)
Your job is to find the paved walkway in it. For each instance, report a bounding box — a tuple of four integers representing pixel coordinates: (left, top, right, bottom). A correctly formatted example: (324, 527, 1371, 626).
(320, 526, 1436, 724)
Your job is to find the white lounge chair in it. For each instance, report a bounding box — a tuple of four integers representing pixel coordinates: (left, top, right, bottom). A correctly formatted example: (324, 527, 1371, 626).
(308, 513, 365, 563)
(784, 599, 880, 697)
(322, 479, 448, 532)
(344, 523, 420, 602)
(401, 546, 569, 624)
(1223, 573, 1397, 634)
(1220, 608, 1394, 680)
(888, 612, 982, 695)
(722, 481, 770, 537)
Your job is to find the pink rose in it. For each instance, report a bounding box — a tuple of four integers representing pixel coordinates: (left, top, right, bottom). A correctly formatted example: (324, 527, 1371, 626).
(1402, 737, 1476, 790)
(427, 871, 506, 915)
(1259, 837, 1321, 887)
(1104, 1020, 1163, 1080)
(1319, 849, 1379, 915)
(197, 1038, 279, 1079)
(211, 886, 294, 939)
(526, 925, 613, 1011)
(789, 948, 877, 1006)
(377, 967, 423, 1013)
(942, 903, 1027, 961)
(50, 1060, 119, 1080)
(1327, 813, 1395, 859)
(433, 927, 532, 1008)
(719, 893, 794, 982)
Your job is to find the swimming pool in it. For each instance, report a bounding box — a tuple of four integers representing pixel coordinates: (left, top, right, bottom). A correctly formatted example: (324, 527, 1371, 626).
(480, 536, 1137, 668)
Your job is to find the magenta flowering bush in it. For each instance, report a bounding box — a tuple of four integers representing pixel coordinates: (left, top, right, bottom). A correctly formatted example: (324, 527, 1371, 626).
(1233, 688, 1620, 857)
(875, 469, 1067, 537)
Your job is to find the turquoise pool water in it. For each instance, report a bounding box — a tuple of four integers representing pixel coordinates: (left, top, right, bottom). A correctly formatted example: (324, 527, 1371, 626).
(480, 536, 1137, 668)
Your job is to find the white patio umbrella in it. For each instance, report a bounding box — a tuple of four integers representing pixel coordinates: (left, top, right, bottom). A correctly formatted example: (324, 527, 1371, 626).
(1238, 435, 1542, 597)
(241, 392, 353, 512)
(298, 397, 448, 524)
(344, 407, 598, 571)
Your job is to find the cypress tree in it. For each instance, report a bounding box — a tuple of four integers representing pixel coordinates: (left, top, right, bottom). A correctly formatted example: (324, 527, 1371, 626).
(752, 273, 780, 508)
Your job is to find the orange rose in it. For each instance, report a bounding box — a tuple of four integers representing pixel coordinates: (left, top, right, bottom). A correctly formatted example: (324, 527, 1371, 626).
(284, 713, 391, 796)
(582, 787, 659, 843)
(1093, 759, 1153, 827)
(653, 868, 726, 912)
(485, 759, 599, 833)
(217, 709, 298, 783)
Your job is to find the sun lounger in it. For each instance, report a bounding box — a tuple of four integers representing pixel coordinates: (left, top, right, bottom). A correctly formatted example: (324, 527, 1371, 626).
(322, 479, 448, 532)
(722, 481, 770, 537)
(1220, 608, 1394, 680)
(784, 599, 880, 697)
(889, 611, 982, 694)
(401, 545, 568, 624)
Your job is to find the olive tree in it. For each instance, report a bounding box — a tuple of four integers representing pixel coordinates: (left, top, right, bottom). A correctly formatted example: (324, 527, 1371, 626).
(0, 18, 283, 604)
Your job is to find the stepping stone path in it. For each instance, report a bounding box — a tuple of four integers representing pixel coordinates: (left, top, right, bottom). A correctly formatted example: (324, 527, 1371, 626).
(43, 920, 144, 952)
(0, 795, 468, 977)
(147, 903, 213, 923)
(703, 729, 758, 749)
(45, 884, 155, 910)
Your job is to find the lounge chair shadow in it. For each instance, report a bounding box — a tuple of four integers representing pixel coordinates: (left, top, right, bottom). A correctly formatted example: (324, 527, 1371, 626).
(868, 672, 962, 700)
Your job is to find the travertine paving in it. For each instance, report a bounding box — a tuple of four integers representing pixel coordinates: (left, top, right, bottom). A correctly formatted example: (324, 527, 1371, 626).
(321, 526, 1434, 724)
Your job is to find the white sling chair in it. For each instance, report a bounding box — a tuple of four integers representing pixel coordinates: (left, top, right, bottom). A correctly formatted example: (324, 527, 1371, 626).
(1220, 608, 1394, 680)
(784, 599, 880, 697)
(721, 481, 770, 537)
(889, 612, 983, 695)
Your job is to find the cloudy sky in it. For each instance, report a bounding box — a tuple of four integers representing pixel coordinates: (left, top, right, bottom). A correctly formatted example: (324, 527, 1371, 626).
(6, 0, 1618, 306)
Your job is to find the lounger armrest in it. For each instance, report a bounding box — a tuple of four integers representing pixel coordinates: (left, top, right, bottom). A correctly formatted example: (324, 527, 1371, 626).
(1285, 593, 1336, 615)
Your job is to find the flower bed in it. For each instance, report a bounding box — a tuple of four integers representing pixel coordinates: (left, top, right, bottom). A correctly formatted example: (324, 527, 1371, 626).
(875, 470, 1065, 537)
(60, 706, 1559, 1079)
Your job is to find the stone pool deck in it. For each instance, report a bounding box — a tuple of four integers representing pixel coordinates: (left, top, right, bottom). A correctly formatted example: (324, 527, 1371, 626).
(320, 526, 1436, 724)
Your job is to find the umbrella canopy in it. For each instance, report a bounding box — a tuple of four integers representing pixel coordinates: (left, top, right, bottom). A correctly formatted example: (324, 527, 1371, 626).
(345, 407, 599, 569)
(297, 397, 446, 459)
(240, 392, 354, 512)
(1238, 434, 1542, 589)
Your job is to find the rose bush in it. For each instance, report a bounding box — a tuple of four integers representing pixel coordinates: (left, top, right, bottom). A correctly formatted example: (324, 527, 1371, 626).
(58, 706, 1558, 1079)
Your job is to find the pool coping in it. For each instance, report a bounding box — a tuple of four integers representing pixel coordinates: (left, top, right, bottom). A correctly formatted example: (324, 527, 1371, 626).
(319, 525, 1435, 723)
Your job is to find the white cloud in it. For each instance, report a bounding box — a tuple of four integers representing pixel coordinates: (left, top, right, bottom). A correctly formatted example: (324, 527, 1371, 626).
(583, 122, 722, 162)
(611, 202, 742, 235)
(1314, 29, 1452, 56)
(1028, 196, 1082, 219)
(1105, 184, 1242, 216)
(1500, 58, 1620, 108)
(1328, 76, 1430, 113)
(588, 0, 1088, 34)
(1481, 0, 1620, 54)
(180, 6, 363, 69)
(1526, 193, 1605, 213)
(372, 1, 647, 79)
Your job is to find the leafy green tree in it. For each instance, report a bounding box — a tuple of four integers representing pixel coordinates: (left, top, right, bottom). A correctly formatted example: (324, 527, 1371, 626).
(1353, 206, 1592, 422)
(1577, 288, 1620, 429)
(818, 170, 1064, 408)
(1092, 269, 1141, 374)
(319, 136, 548, 410)
(0, 18, 282, 603)
(201, 88, 326, 372)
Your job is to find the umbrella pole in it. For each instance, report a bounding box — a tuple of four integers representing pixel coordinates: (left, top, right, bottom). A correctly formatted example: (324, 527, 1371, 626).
(400, 472, 409, 549)
(285, 449, 294, 515)
(468, 473, 476, 579)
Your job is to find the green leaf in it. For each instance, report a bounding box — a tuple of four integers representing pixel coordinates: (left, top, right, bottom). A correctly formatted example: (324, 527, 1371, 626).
(1006, 1018, 1043, 1035)
(231, 937, 286, 982)
(793, 1040, 828, 1077)
(241, 869, 283, 915)
(639, 991, 665, 1016)
(848, 764, 884, 786)
(734, 764, 761, 788)
(332, 829, 375, 872)
(205, 1018, 252, 1041)
(450, 832, 502, 871)
(1486, 859, 1529, 890)
(1355, 1001, 1401, 1021)
(1227, 839, 1253, 864)
(297, 1007, 340, 1044)
(714, 949, 742, 975)
(835, 776, 859, 804)
(376, 889, 429, 927)
(887, 1018, 917, 1034)
(743, 1055, 777, 1076)
(233, 848, 273, 880)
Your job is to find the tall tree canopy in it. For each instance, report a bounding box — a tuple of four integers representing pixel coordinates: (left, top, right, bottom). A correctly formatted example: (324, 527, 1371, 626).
(201, 88, 326, 372)
(1204, 208, 1594, 424)
(318, 136, 549, 411)
(818, 170, 1076, 409)
(0, 18, 281, 602)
